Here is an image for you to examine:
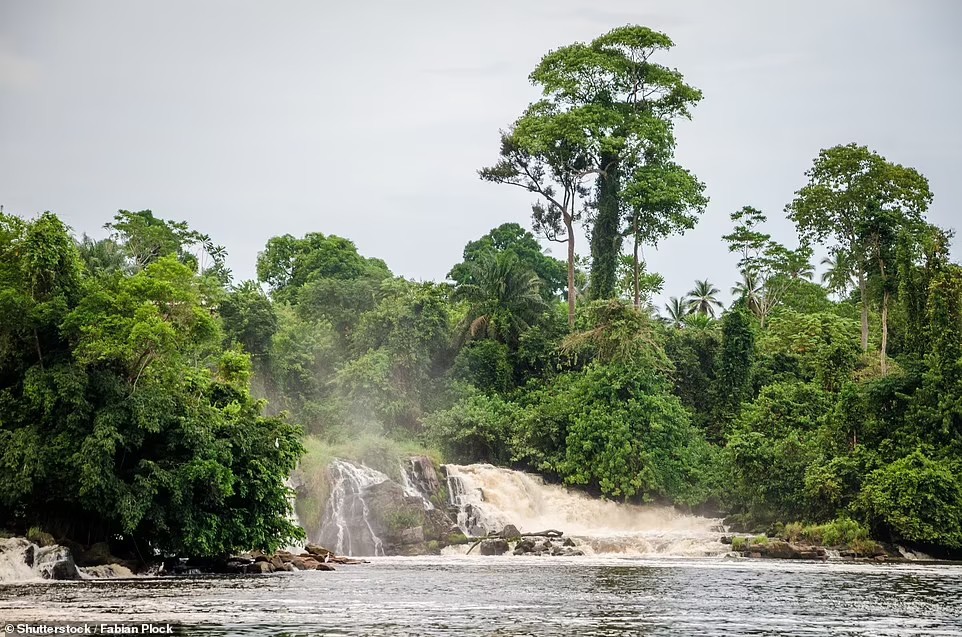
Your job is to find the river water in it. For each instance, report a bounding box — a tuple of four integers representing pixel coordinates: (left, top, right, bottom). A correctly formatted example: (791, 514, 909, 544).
(2, 556, 961, 636)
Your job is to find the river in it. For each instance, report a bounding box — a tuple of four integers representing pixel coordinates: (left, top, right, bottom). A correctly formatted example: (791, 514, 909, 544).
(3, 555, 961, 636)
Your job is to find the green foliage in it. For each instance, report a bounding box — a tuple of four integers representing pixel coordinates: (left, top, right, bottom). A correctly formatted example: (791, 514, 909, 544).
(726, 382, 831, 519)
(423, 392, 518, 465)
(858, 450, 962, 549)
(452, 251, 548, 346)
(220, 281, 278, 362)
(449, 223, 567, 301)
(709, 307, 755, 439)
(0, 211, 303, 559)
(451, 340, 514, 394)
(762, 311, 860, 391)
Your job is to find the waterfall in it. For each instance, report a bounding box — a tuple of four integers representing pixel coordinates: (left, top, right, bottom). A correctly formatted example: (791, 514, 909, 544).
(444, 463, 727, 557)
(317, 459, 388, 557)
(399, 460, 435, 510)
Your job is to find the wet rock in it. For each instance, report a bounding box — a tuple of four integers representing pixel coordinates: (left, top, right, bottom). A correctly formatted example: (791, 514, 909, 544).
(720, 536, 732, 545)
(35, 545, 79, 580)
(501, 525, 521, 541)
(314, 562, 336, 571)
(410, 456, 442, 496)
(479, 539, 509, 555)
(270, 555, 285, 570)
(562, 537, 576, 548)
(513, 539, 536, 555)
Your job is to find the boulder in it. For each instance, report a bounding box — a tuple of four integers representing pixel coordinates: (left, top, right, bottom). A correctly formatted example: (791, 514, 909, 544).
(501, 525, 522, 541)
(305, 544, 334, 559)
(269, 555, 285, 571)
(81, 563, 135, 578)
(562, 537, 576, 547)
(760, 541, 802, 559)
(245, 561, 273, 574)
(410, 456, 442, 496)
(35, 545, 79, 580)
(399, 527, 424, 545)
(479, 539, 509, 556)
(513, 539, 536, 555)
(314, 562, 336, 571)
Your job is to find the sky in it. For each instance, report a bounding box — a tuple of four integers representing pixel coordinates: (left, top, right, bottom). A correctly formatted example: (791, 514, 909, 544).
(1, 0, 960, 308)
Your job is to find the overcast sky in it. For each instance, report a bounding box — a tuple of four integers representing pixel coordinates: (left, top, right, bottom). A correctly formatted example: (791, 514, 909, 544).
(2, 0, 960, 307)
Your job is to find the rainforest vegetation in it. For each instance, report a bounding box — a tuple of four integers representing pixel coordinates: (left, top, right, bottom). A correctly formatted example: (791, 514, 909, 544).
(1, 25, 960, 558)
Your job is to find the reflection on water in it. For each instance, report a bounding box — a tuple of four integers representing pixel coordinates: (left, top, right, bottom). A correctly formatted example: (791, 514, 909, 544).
(2, 556, 961, 636)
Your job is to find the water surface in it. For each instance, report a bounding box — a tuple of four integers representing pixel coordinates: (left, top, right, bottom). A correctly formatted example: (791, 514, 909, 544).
(2, 556, 961, 636)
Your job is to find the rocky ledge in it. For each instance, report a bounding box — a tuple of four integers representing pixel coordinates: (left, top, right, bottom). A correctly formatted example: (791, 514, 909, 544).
(721, 535, 894, 561)
(465, 526, 585, 557)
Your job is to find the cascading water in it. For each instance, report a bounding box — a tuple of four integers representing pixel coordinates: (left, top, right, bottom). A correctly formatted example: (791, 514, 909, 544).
(444, 463, 727, 557)
(399, 460, 434, 510)
(317, 460, 389, 557)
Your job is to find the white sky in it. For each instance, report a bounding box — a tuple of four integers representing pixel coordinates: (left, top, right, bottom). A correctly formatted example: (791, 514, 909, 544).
(1, 0, 960, 307)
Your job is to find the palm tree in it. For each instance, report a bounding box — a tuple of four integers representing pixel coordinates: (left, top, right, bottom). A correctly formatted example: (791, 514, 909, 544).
(687, 279, 723, 318)
(820, 252, 855, 297)
(731, 271, 763, 318)
(452, 252, 547, 345)
(664, 296, 689, 328)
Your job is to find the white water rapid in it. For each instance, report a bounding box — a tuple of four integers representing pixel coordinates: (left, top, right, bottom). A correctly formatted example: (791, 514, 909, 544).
(317, 459, 389, 557)
(445, 463, 727, 557)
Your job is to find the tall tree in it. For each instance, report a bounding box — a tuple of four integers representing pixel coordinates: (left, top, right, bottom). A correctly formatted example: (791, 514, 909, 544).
(622, 160, 708, 308)
(479, 103, 598, 328)
(723, 206, 813, 328)
(785, 143, 932, 351)
(529, 25, 702, 300)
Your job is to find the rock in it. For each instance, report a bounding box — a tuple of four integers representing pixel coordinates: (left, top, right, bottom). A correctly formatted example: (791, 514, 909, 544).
(314, 562, 336, 571)
(270, 555, 285, 570)
(254, 554, 271, 563)
(399, 527, 425, 545)
(35, 545, 79, 580)
(514, 539, 536, 555)
(479, 539, 509, 556)
(410, 456, 442, 496)
(720, 536, 732, 545)
(290, 557, 309, 570)
(749, 551, 762, 559)
(245, 561, 273, 574)
(275, 550, 294, 562)
(501, 525, 522, 541)
(77, 541, 117, 567)
(562, 537, 576, 547)
(305, 544, 334, 559)
(761, 541, 801, 559)
(81, 563, 135, 578)
(281, 562, 295, 572)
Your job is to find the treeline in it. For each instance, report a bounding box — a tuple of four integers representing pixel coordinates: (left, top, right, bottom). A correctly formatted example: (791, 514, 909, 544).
(1, 24, 960, 559)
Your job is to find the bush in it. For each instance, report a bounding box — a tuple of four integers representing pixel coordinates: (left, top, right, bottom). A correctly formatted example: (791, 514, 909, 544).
(858, 450, 962, 549)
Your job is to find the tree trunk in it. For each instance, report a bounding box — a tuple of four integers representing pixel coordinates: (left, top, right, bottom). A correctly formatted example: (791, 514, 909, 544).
(566, 220, 576, 329)
(858, 267, 869, 352)
(589, 153, 621, 300)
(880, 289, 889, 375)
(632, 216, 640, 310)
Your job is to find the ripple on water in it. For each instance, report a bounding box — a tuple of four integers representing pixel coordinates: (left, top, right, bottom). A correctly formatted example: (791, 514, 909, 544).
(1, 558, 961, 636)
